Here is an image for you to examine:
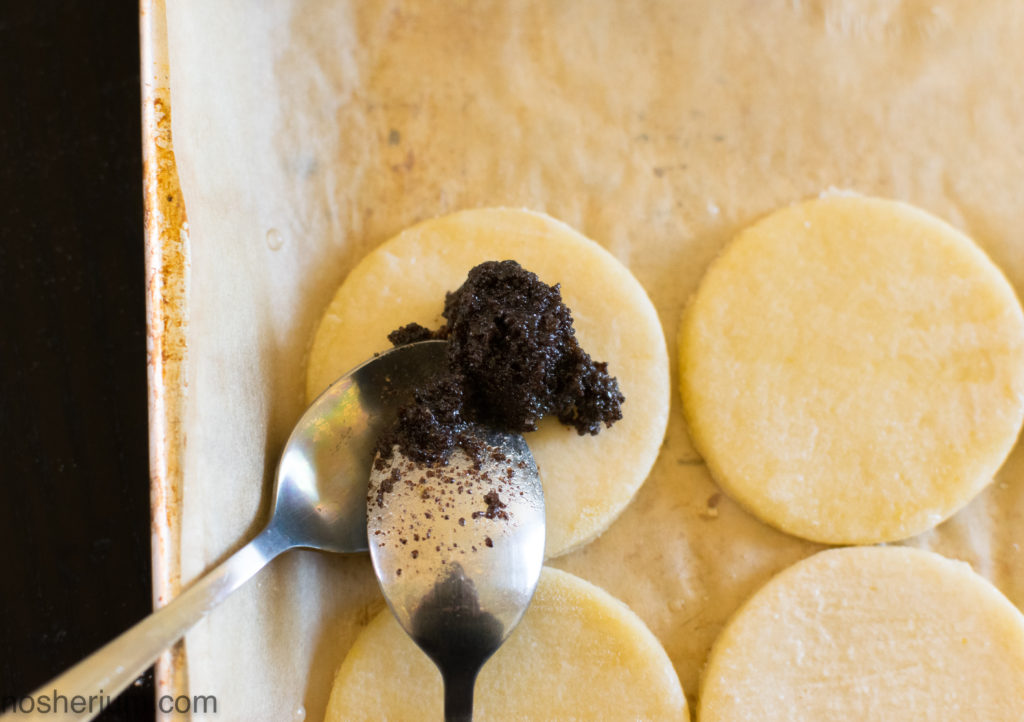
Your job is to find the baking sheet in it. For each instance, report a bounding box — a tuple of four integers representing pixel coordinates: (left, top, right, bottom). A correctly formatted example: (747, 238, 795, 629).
(142, 0, 189, 708)
(159, 1, 1024, 718)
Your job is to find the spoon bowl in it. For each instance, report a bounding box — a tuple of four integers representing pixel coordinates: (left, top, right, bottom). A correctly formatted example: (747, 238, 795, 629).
(368, 428, 545, 721)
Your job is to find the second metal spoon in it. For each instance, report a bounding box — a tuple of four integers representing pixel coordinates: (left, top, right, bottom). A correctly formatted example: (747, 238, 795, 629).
(368, 428, 545, 722)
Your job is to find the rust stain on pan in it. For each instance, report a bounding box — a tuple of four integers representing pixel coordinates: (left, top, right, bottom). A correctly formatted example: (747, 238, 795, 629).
(141, 0, 189, 714)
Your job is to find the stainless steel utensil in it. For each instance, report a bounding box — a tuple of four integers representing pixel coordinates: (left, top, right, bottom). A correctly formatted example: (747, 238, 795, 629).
(368, 429, 545, 722)
(11, 341, 449, 722)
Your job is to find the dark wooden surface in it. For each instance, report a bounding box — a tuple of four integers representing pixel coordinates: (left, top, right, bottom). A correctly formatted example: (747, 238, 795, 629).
(0, 3, 155, 719)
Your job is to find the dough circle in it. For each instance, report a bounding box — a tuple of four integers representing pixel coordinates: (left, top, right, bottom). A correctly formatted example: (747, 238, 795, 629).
(679, 195, 1024, 544)
(308, 208, 669, 557)
(325, 567, 688, 721)
(698, 546, 1024, 721)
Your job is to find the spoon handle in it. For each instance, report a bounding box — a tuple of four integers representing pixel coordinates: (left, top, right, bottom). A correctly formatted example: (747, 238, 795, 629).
(7, 526, 291, 722)
(442, 667, 479, 722)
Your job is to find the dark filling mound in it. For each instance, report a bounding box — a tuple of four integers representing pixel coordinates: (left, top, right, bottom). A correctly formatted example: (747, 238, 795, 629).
(377, 259, 624, 464)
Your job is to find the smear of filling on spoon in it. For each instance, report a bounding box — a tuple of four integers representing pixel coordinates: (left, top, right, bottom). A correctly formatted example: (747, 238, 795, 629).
(368, 438, 535, 578)
(375, 259, 625, 467)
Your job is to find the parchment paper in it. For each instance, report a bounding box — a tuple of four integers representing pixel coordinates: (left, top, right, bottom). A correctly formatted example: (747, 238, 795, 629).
(165, 1, 1024, 718)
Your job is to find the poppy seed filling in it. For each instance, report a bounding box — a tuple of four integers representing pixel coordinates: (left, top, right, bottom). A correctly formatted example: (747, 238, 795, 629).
(376, 260, 624, 465)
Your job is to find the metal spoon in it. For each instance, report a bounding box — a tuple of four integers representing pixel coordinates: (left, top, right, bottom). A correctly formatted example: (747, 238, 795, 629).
(12, 341, 450, 722)
(368, 428, 545, 722)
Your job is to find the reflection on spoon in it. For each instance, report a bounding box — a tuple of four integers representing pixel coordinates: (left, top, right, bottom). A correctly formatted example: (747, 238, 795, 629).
(411, 563, 505, 673)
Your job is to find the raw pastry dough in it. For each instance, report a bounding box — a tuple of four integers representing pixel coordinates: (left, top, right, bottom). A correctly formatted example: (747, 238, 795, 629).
(679, 195, 1024, 544)
(698, 546, 1024, 721)
(308, 208, 669, 557)
(325, 567, 688, 721)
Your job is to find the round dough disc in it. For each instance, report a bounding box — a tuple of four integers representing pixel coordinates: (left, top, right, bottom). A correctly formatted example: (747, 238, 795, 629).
(698, 546, 1024, 721)
(679, 195, 1024, 544)
(308, 208, 669, 557)
(325, 567, 688, 721)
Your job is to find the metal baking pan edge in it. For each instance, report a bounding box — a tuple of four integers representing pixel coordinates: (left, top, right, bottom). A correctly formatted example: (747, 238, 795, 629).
(141, 0, 190, 717)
